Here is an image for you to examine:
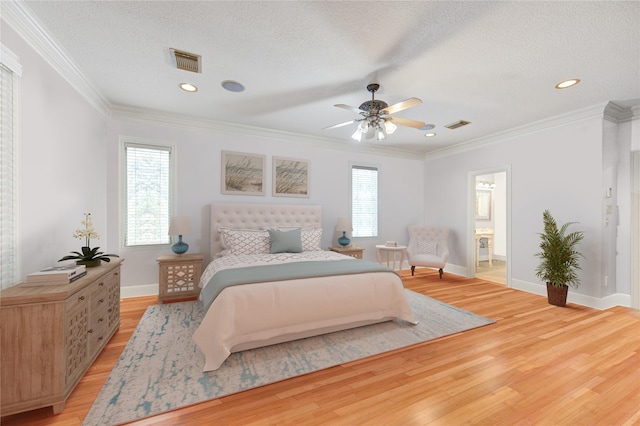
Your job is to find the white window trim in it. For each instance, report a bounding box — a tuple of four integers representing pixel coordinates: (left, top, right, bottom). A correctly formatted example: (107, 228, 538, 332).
(119, 136, 176, 250)
(1, 45, 21, 289)
(349, 161, 380, 239)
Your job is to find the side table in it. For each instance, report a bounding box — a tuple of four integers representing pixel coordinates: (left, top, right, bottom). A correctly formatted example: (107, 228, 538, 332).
(157, 253, 203, 303)
(329, 246, 364, 259)
(375, 245, 408, 274)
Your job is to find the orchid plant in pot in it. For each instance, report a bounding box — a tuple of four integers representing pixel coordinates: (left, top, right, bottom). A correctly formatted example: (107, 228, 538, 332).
(59, 213, 119, 267)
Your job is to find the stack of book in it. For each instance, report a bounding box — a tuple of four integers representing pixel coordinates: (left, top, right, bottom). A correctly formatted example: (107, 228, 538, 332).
(25, 264, 87, 286)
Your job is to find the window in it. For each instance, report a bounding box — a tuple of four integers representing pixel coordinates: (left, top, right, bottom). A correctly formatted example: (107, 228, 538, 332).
(122, 139, 174, 247)
(1, 46, 21, 290)
(351, 164, 378, 238)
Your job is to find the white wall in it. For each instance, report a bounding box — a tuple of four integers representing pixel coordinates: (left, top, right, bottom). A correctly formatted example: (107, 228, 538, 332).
(2, 25, 109, 281)
(425, 116, 606, 299)
(106, 117, 425, 289)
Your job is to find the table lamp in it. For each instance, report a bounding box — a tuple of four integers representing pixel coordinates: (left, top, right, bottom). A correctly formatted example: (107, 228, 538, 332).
(168, 216, 191, 254)
(335, 217, 353, 247)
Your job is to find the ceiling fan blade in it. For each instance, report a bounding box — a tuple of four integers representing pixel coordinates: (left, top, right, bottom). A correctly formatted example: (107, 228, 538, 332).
(382, 97, 422, 115)
(334, 104, 365, 114)
(322, 119, 358, 130)
(388, 116, 426, 129)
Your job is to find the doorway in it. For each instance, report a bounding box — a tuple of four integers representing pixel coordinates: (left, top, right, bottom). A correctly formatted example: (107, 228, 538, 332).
(468, 168, 510, 286)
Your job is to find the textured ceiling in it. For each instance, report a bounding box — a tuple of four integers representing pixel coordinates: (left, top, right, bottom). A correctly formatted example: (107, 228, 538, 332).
(10, 1, 640, 155)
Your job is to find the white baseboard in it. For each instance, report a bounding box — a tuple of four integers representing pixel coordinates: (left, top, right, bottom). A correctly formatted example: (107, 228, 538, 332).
(511, 279, 632, 310)
(121, 283, 158, 299)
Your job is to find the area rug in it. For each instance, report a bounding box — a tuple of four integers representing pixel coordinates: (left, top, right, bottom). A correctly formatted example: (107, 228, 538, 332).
(83, 290, 494, 425)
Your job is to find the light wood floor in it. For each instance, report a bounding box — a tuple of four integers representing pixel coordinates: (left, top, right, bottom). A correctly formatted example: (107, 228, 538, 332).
(3, 269, 639, 425)
(475, 259, 506, 285)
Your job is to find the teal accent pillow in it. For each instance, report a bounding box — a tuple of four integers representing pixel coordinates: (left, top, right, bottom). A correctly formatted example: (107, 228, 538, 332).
(268, 228, 302, 253)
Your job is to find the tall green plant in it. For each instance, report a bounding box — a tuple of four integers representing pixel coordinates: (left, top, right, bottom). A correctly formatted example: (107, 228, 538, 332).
(535, 210, 584, 288)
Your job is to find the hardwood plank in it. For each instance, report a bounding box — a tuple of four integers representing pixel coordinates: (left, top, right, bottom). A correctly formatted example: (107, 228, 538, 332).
(2, 271, 638, 425)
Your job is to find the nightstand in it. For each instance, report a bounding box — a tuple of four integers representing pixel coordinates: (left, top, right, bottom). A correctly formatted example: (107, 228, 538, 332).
(329, 246, 364, 259)
(157, 253, 203, 303)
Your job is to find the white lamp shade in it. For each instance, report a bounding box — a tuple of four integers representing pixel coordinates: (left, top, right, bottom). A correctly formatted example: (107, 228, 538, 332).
(168, 216, 192, 235)
(335, 217, 353, 232)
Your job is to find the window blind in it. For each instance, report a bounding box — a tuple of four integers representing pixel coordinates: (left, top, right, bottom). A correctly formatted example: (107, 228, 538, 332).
(124, 143, 172, 246)
(0, 63, 17, 289)
(351, 165, 378, 238)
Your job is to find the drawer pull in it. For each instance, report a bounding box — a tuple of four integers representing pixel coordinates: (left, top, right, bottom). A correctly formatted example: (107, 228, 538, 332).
(108, 308, 113, 313)
(88, 328, 93, 334)
(99, 299, 105, 303)
(98, 337, 104, 341)
(78, 296, 85, 301)
(98, 318, 104, 322)
(99, 282, 105, 286)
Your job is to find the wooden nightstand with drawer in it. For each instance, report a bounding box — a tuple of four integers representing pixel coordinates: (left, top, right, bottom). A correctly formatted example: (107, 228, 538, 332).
(157, 253, 203, 303)
(329, 246, 364, 259)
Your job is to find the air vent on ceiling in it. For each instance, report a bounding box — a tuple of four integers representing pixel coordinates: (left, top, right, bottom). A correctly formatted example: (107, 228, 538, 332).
(445, 120, 471, 130)
(170, 48, 202, 73)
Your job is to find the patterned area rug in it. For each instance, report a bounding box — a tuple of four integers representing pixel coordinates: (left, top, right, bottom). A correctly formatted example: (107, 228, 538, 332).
(83, 290, 494, 425)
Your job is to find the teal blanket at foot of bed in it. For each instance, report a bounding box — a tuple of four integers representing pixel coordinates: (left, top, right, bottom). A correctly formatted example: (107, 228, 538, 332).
(200, 259, 396, 308)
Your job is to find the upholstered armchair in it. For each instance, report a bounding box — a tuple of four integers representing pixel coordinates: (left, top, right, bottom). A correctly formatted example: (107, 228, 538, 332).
(406, 226, 450, 278)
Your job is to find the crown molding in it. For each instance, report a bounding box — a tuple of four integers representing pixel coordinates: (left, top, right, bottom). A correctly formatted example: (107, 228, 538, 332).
(424, 102, 610, 161)
(604, 100, 640, 123)
(604, 101, 633, 123)
(1, 0, 111, 116)
(110, 105, 424, 161)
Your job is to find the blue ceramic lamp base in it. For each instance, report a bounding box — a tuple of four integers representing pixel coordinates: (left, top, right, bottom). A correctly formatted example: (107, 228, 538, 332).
(172, 235, 189, 255)
(338, 231, 351, 247)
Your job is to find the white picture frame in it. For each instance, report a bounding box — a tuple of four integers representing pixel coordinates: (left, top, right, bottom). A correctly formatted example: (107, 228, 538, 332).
(272, 156, 310, 198)
(221, 151, 266, 196)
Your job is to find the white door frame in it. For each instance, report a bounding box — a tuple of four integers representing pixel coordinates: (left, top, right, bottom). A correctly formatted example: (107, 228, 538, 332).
(467, 166, 512, 287)
(631, 151, 639, 309)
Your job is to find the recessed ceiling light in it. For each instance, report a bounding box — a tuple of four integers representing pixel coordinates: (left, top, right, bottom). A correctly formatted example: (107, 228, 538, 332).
(555, 79, 580, 89)
(425, 133, 436, 137)
(221, 80, 245, 92)
(179, 83, 198, 92)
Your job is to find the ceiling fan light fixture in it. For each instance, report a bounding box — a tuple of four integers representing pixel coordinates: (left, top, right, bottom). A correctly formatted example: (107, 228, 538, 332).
(351, 129, 363, 141)
(358, 120, 369, 133)
(384, 120, 397, 134)
(375, 127, 386, 141)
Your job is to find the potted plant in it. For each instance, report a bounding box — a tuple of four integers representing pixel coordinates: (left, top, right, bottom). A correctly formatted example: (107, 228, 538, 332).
(59, 213, 119, 267)
(535, 209, 584, 306)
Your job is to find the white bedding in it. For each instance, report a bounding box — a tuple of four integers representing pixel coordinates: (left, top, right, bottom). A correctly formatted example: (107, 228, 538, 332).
(192, 252, 417, 371)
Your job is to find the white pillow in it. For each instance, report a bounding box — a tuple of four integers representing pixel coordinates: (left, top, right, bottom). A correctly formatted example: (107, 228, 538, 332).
(218, 228, 270, 255)
(417, 240, 438, 255)
(301, 228, 322, 251)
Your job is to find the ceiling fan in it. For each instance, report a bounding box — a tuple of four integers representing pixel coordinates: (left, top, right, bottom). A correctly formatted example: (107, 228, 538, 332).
(323, 83, 426, 141)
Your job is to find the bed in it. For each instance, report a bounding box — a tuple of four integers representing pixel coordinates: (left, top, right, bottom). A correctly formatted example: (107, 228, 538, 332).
(192, 202, 417, 371)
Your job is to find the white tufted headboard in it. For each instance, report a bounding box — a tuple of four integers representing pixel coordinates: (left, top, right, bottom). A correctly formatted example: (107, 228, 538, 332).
(210, 202, 322, 256)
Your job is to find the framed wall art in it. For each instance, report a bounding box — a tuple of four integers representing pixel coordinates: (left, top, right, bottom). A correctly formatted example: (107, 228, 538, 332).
(221, 151, 266, 196)
(272, 156, 309, 198)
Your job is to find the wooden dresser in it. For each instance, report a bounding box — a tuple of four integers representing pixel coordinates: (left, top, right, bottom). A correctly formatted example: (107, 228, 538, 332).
(0, 258, 123, 416)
